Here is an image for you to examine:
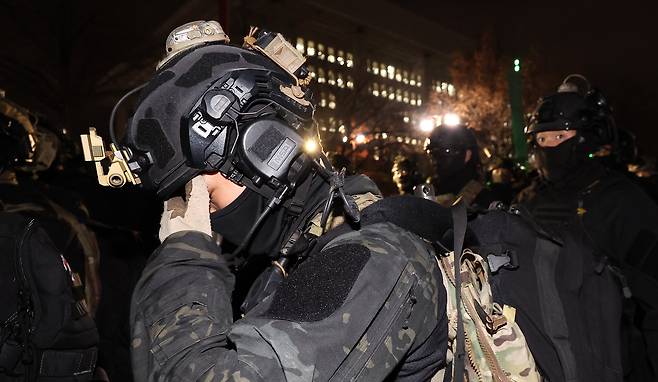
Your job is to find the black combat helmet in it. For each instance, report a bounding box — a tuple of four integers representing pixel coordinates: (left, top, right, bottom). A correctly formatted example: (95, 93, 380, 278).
(120, 22, 315, 198)
(426, 124, 478, 156)
(526, 75, 617, 153)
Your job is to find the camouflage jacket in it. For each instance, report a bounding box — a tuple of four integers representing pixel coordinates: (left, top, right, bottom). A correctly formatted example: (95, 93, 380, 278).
(130, 220, 447, 381)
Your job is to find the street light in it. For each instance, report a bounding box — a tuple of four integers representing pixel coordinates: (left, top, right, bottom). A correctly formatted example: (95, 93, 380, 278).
(419, 118, 435, 133)
(442, 113, 461, 127)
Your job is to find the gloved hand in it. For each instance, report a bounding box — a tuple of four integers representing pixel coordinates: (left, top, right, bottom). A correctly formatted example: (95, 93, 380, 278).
(159, 176, 212, 242)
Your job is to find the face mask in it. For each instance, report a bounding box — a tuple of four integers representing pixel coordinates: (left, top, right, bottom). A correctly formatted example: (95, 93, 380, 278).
(434, 150, 478, 195)
(533, 136, 583, 182)
(210, 189, 290, 257)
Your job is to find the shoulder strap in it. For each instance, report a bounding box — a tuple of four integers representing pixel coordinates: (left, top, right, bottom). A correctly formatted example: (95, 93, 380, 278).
(451, 201, 467, 382)
(316, 195, 455, 250)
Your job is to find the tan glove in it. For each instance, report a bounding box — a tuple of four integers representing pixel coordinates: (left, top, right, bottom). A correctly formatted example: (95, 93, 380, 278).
(159, 176, 212, 242)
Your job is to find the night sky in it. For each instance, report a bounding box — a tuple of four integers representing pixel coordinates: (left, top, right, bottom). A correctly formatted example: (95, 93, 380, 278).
(399, 0, 658, 154)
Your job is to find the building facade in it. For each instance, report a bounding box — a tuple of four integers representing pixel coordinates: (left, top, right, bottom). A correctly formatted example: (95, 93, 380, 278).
(228, 0, 474, 154)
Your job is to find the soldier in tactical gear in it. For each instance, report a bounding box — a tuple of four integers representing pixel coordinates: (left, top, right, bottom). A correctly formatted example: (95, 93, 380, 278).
(0, 93, 102, 315)
(118, 21, 449, 381)
(516, 75, 658, 381)
(427, 121, 496, 209)
(391, 154, 425, 195)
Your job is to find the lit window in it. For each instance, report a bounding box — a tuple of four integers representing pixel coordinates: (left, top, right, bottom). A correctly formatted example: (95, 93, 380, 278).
(448, 84, 455, 96)
(328, 93, 336, 109)
(328, 70, 336, 86)
(417, 74, 422, 87)
(317, 68, 326, 83)
(307, 41, 315, 56)
(296, 37, 305, 53)
(417, 97, 422, 106)
(395, 69, 402, 82)
(337, 50, 345, 66)
(381, 86, 387, 97)
(327, 47, 335, 63)
(411, 139, 417, 145)
(403, 70, 409, 84)
(320, 92, 327, 107)
(338, 124, 346, 133)
(403, 116, 410, 123)
(317, 43, 325, 60)
(403, 90, 409, 104)
(405, 137, 410, 144)
(366, 59, 371, 72)
(346, 75, 354, 89)
(397, 136, 404, 143)
(396, 89, 402, 102)
(380, 64, 387, 78)
(387, 65, 395, 80)
(382, 132, 388, 139)
(337, 73, 344, 88)
(372, 61, 379, 75)
(388, 86, 395, 100)
(372, 83, 379, 97)
(410, 73, 416, 86)
(346, 53, 354, 68)
(441, 82, 448, 92)
(410, 96, 417, 106)
(308, 65, 316, 78)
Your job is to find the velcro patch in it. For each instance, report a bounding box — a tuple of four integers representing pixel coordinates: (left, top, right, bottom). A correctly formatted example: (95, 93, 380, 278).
(265, 244, 370, 322)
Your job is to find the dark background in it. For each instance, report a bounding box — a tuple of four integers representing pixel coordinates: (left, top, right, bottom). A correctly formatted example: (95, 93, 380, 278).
(399, 0, 658, 154)
(1, 0, 656, 152)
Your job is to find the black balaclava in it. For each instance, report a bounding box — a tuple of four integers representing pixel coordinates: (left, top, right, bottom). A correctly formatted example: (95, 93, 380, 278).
(429, 126, 480, 195)
(435, 153, 477, 195)
(210, 188, 291, 258)
(533, 135, 585, 183)
(210, 172, 331, 259)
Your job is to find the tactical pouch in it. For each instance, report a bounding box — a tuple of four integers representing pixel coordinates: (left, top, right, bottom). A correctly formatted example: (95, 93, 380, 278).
(436, 249, 541, 382)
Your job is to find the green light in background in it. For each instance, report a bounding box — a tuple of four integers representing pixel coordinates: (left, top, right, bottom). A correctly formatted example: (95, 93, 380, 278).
(514, 59, 520, 66)
(588, 153, 594, 158)
(514, 65, 520, 72)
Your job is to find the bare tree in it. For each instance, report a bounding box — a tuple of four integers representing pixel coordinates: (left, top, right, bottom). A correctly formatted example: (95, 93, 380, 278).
(428, 32, 512, 166)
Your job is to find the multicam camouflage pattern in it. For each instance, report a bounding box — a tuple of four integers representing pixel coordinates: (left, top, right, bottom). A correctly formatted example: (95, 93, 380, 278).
(307, 191, 382, 236)
(130, 221, 447, 381)
(432, 249, 541, 382)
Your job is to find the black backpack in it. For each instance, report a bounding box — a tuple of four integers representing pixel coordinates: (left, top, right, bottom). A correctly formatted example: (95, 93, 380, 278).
(469, 207, 624, 382)
(0, 212, 98, 381)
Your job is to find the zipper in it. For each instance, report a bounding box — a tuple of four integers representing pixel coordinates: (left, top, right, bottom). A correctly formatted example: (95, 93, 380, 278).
(14, 218, 36, 379)
(329, 265, 417, 381)
(464, 331, 485, 382)
(353, 280, 416, 379)
(16, 219, 36, 291)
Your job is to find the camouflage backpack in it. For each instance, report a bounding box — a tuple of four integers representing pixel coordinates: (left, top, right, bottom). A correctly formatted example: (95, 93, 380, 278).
(433, 249, 541, 382)
(432, 202, 541, 382)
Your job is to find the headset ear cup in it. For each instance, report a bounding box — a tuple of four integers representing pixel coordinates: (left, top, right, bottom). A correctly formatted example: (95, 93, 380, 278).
(240, 118, 306, 188)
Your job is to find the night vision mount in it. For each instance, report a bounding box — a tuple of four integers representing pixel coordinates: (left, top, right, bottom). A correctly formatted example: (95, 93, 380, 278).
(80, 128, 141, 188)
